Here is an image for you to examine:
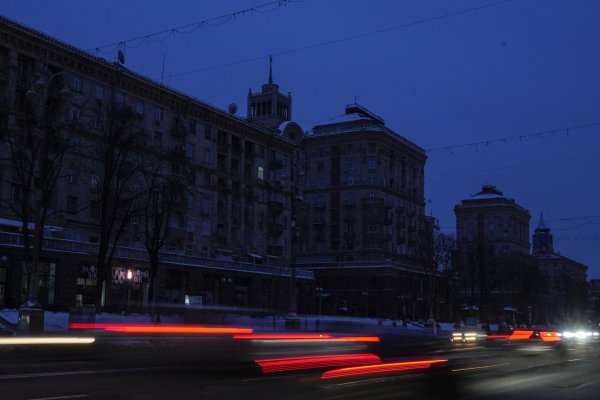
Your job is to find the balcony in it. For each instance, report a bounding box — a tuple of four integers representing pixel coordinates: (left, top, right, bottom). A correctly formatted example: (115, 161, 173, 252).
(0, 231, 314, 279)
(268, 200, 284, 216)
(314, 202, 326, 209)
(362, 197, 385, 206)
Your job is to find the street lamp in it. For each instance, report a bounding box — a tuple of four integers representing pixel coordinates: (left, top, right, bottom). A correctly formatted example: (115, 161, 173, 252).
(126, 269, 133, 313)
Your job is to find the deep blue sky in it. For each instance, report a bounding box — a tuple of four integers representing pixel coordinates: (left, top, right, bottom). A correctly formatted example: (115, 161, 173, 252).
(3, 0, 600, 277)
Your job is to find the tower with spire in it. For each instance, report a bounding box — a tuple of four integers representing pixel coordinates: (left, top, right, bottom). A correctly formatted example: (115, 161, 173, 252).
(247, 55, 292, 130)
(532, 212, 554, 256)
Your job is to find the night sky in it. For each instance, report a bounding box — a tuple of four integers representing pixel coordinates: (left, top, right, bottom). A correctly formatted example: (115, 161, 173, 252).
(3, 0, 600, 276)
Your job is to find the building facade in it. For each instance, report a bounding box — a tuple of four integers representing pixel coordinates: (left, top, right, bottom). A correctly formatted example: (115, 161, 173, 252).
(0, 16, 313, 312)
(454, 185, 540, 324)
(532, 214, 588, 323)
(296, 104, 433, 319)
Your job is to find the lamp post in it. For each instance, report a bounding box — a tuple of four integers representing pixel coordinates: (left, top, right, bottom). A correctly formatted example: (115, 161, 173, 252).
(126, 268, 133, 313)
(17, 65, 71, 333)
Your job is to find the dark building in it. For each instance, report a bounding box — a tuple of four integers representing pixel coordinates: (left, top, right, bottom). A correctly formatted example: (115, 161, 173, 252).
(532, 214, 588, 323)
(454, 185, 540, 325)
(296, 104, 432, 319)
(0, 16, 313, 313)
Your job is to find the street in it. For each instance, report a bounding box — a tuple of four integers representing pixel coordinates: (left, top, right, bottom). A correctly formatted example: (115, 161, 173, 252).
(1, 333, 599, 399)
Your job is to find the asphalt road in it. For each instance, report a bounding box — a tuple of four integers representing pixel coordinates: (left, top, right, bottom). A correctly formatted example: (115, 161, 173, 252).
(1, 334, 599, 400)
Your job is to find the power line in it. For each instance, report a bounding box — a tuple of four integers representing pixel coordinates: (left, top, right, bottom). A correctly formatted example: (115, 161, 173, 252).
(165, 0, 514, 80)
(89, 0, 305, 55)
(426, 121, 600, 154)
(428, 154, 600, 177)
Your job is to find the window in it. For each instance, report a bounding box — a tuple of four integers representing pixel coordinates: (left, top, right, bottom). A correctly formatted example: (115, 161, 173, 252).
(257, 166, 264, 180)
(203, 148, 211, 165)
(94, 115, 102, 129)
(257, 189, 264, 202)
(67, 164, 78, 184)
(71, 75, 81, 92)
(368, 159, 377, 169)
(317, 195, 325, 207)
(95, 85, 104, 100)
(186, 220, 195, 233)
(186, 143, 195, 159)
(187, 193, 195, 210)
(188, 119, 196, 135)
(258, 145, 265, 159)
(154, 107, 163, 123)
(154, 131, 162, 149)
(317, 161, 324, 172)
(368, 175, 375, 184)
(201, 197, 211, 215)
(90, 175, 99, 190)
(318, 178, 325, 188)
(67, 196, 78, 214)
(70, 106, 81, 121)
(345, 192, 354, 204)
(115, 92, 125, 108)
(346, 175, 355, 185)
(204, 124, 212, 140)
(135, 99, 144, 115)
(202, 222, 211, 236)
(345, 158, 355, 170)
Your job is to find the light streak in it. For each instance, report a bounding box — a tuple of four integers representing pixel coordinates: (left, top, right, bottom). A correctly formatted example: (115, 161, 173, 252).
(321, 359, 448, 379)
(255, 353, 382, 373)
(0, 337, 95, 345)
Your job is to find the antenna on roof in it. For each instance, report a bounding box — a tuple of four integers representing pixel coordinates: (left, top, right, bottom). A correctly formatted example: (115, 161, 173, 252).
(117, 49, 125, 65)
(268, 55, 273, 84)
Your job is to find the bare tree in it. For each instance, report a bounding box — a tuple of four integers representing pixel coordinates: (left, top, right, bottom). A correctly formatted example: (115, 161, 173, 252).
(86, 98, 144, 310)
(140, 155, 185, 321)
(0, 66, 73, 308)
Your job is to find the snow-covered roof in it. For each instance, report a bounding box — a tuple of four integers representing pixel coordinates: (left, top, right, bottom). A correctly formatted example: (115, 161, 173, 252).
(318, 112, 372, 125)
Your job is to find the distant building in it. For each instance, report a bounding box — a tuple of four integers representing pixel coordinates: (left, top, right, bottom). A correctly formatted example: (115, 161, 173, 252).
(531, 214, 588, 323)
(296, 104, 432, 319)
(454, 185, 539, 324)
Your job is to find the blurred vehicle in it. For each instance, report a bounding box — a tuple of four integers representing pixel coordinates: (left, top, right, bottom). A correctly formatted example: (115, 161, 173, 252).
(450, 330, 482, 344)
(560, 326, 600, 343)
(485, 328, 562, 353)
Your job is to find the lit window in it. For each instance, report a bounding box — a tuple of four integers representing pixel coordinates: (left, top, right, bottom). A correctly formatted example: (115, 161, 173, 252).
(257, 166, 264, 180)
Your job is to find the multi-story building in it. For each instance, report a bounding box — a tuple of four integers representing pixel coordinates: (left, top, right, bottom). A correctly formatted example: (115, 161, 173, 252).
(532, 214, 588, 323)
(454, 185, 536, 324)
(0, 16, 313, 312)
(296, 103, 431, 319)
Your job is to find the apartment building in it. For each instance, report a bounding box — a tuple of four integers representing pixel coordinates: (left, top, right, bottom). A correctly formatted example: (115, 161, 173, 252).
(0, 16, 312, 312)
(296, 103, 431, 318)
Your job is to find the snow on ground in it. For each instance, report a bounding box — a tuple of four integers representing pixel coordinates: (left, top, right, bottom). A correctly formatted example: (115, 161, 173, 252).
(1, 308, 480, 334)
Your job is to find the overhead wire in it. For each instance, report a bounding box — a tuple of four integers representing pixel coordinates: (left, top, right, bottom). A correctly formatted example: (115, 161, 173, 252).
(165, 0, 515, 79)
(89, 0, 305, 55)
